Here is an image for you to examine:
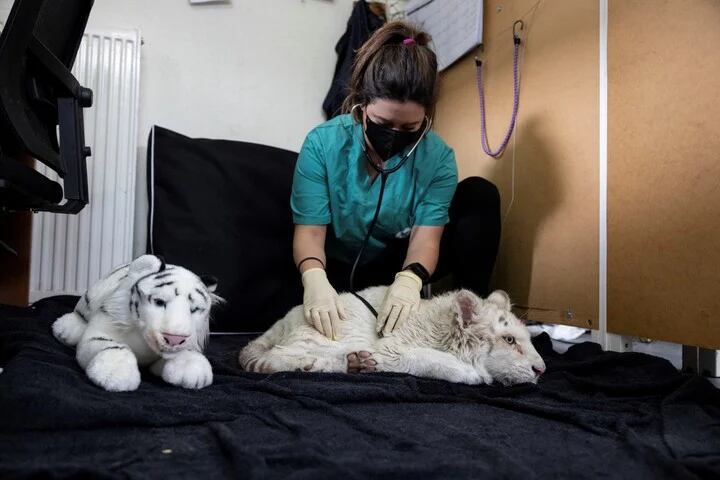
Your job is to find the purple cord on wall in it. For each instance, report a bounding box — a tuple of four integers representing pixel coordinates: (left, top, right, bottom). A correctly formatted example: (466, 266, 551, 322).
(475, 38, 521, 158)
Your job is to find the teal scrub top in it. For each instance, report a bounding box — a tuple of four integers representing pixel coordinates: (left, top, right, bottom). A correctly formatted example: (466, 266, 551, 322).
(291, 113, 458, 264)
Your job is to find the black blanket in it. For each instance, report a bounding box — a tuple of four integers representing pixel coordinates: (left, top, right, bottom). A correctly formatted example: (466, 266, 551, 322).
(1, 297, 719, 479)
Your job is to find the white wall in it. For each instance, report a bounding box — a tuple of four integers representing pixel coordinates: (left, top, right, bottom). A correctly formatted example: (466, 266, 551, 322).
(2, 0, 356, 255)
(89, 0, 355, 256)
(86, 0, 354, 151)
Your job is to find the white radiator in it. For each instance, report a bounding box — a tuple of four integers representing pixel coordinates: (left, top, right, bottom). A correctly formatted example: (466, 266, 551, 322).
(28, 28, 142, 301)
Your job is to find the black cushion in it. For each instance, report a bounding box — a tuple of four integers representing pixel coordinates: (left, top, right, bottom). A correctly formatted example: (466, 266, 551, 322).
(147, 126, 302, 332)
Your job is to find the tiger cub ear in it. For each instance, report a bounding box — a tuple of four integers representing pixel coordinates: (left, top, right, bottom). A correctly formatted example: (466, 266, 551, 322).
(486, 290, 512, 312)
(200, 275, 218, 293)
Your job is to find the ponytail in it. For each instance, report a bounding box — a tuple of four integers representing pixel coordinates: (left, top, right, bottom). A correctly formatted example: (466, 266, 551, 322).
(342, 21, 439, 121)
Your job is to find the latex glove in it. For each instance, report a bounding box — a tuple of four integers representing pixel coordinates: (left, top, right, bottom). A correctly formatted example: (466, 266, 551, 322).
(302, 268, 346, 340)
(377, 270, 422, 336)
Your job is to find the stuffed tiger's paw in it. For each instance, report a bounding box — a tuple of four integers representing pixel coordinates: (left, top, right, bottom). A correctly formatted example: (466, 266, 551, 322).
(161, 351, 213, 389)
(52, 312, 87, 347)
(86, 348, 141, 392)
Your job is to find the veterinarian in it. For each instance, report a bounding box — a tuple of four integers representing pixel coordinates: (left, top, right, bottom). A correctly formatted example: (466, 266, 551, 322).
(292, 21, 501, 340)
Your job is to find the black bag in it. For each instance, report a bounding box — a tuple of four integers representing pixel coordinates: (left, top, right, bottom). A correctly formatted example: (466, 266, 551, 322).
(147, 126, 302, 332)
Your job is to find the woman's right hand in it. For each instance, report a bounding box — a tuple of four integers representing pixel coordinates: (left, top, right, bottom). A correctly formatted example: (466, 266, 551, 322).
(301, 268, 346, 340)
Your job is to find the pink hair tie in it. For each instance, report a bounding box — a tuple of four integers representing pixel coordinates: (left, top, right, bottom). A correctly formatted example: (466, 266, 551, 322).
(402, 37, 416, 46)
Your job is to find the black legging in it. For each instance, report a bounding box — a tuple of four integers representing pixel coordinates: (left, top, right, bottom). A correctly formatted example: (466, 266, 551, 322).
(326, 176, 501, 298)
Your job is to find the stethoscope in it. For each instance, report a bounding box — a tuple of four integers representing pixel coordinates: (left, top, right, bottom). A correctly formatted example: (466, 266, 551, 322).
(348, 104, 433, 317)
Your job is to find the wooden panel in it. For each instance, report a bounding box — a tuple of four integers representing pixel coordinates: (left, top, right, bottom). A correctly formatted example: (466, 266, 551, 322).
(434, 0, 599, 328)
(1, 153, 33, 306)
(0, 211, 32, 306)
(607, 0, 720, 348)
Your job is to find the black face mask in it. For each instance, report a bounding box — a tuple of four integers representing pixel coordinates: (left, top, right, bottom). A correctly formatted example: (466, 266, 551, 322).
(364, 114, 425, 161)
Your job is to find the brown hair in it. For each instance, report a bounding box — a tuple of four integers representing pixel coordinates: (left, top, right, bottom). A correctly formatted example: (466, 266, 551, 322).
(342, 21, 438, 121)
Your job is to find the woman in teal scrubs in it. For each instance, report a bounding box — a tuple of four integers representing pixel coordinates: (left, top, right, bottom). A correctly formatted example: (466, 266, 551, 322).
(292, 21, 500, 341)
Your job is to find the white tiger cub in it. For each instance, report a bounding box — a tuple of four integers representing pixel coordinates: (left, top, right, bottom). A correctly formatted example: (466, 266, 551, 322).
(240, 287, 546, 386)
(52, 255, 222, 392)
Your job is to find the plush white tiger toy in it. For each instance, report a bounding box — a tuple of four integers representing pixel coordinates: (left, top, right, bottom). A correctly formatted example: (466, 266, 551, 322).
(239, 287, 546, 386)
(52, 255, 222, 392)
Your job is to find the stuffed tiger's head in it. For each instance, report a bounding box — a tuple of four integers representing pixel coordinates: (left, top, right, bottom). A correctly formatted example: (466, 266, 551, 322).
(125, 255, 222, 355)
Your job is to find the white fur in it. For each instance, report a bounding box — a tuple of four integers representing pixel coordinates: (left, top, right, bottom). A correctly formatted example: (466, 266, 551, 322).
(52, 255, 221, 392)
(239, 288, 546, 386)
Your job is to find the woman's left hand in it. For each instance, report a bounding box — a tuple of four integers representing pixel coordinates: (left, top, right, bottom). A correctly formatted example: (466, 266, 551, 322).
(377, 271, 423, 336)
